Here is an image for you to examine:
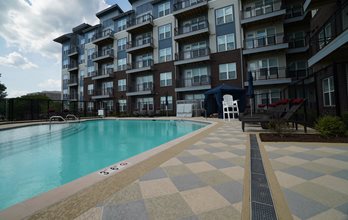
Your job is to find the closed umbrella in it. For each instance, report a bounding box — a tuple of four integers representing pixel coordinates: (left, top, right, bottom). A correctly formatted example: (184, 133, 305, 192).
(247, 71, 254, 116)
(165, 92, 169, 116)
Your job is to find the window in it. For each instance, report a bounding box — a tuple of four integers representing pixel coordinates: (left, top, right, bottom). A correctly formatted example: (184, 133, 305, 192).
(160, 72, 172, 87)
(106, 100, 114, 111)
(219, 63, 237, 80)
(62, 58, 69, 69)
(118, 99, 127, 112)
(102, 81, 113, 95)
(117, 19, 127, 31)
(288, 31, 305, 48)
(159, 47, 172, 63)
(158, 2, 170, 17)
(117, 38, 127, 51)
(256, 89, 281, 105)
(136, 75, 153, 91)
(323, 76, 335, 106)
(248, 58, 278, 80)
(63, 45, 69, 55)
(319, 23, 332, 49)
(87, 102, 94, 112)
(159, 24, 171, 40)
(217, 34, 235, 52)
(118, 79, 126, 91)
(161, 96, 173, 110)
(87, 84, 94, 95)
(137, 97, 154, 111)
(216, 6, 233, 25)
(87, 32, 95, 43)
(87, 48, 95, 60)
(288, 60, 307, 78)
(103, 19, 113, 29)
(117, 58, 127, 71)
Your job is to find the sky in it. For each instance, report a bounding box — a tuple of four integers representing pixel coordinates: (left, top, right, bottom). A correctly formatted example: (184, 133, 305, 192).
(0, 0, 131, 98)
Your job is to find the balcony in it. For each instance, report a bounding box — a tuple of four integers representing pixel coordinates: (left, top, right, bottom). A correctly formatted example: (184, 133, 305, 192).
(174, 47, 210, 66)
(68, 78, 78, 87)
(175, 76, 211, 92)
(126, 37, 154, 54)
(127, 14, 153, 34)
(243, 67, 293, 86)
(243, 34, 288, 55)
(173, 0, 208, 19)
(284, 5, 308, 24)
(68, 46, 78, 58)
(92, 49, 114, 63)
(174, 20, 209, 42)
(69, 93, 78, 101)
(91, 68, 114, 80)
(126, 83, 154, 96)
(126, 59, 154, 74)
(287, 36, 309, 54)
(308, 2, 348, 67)
(91, 88, 114, 99)
(68, 63, 78, 72)
(92, 29, 114, 46)
(241, 1, 286, 25)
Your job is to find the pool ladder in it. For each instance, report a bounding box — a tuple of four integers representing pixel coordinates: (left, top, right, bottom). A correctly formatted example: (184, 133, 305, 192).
(49, 114, 79, 130)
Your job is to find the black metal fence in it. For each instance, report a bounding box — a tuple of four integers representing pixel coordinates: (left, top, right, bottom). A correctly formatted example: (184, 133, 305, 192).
(0, 99, 99, 121)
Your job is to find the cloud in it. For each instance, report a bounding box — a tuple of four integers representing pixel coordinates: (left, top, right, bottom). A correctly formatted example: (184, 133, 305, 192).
(0, 52, 38, 69)
(38, 79, 61, 90)
(0, 0, 110, 61)
(7, 89, 30, 98)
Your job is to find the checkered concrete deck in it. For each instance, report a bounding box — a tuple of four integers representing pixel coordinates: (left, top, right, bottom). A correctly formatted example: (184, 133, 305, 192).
(264, 143, 348, 220)
(72, 120, 348, 220)
(74, 121, 246, 220)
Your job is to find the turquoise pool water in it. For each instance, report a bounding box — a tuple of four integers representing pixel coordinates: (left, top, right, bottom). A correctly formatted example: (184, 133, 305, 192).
(0, 120, 205, 210)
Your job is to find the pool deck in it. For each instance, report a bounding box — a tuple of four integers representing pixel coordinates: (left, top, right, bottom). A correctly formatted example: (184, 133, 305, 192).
(1, 118, 348, 219)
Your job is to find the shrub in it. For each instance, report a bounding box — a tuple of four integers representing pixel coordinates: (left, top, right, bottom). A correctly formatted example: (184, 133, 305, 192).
(342, 112, 348, 130)
(268, 118, 290, 137)
(315, 116, 346, 138)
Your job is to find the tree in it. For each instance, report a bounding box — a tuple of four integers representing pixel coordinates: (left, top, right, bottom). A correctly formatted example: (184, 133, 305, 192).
(0, 74, 7, 99)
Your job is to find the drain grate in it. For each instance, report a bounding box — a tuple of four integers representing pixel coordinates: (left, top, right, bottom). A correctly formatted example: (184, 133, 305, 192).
(252, 202, 277, 220)
(250, 134, 277, 220)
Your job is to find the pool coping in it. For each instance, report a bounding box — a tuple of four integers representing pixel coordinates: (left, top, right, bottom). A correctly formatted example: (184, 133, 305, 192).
(0, 117, 219, 220)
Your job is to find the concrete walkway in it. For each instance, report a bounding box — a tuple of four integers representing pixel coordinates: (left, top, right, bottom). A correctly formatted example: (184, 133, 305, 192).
(75, 121, 247, 220)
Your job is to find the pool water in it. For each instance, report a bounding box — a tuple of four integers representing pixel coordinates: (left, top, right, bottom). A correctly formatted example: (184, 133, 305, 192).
(0, 120, 205, 210)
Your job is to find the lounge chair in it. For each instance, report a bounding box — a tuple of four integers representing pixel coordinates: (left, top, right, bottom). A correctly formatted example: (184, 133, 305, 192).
(239, 98, 306, 132)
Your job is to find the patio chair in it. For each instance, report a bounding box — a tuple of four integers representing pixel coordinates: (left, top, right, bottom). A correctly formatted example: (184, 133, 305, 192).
(239, 98, 305, 132)
(222, 95, 239, 120)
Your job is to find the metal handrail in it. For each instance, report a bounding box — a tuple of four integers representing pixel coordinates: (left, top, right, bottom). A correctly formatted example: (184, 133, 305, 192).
(244, 33, 286, 49)
(175, 20, 209, 36)
(176, 47, 210, 60)
(174, 0, 207, 11)
(241, 0, 283, 19)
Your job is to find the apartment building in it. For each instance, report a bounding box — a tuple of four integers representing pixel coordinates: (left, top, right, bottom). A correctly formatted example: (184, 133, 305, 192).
(303, 0, 348, 117)
(240, 0, 311, 109)
(54, 0, 348, 119)
(54, 0, 243, 115)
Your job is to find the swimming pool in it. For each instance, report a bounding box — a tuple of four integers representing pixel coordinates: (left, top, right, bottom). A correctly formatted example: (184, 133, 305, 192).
(0, 119, 206, 211)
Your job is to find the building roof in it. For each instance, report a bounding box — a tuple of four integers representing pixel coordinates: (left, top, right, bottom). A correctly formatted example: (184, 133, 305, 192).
(53, 33, 72, 44)
(72, 23, 92, 34)
(96, 4, 123, 18)
(82, 24, 101, 33)
(112, 10, 134, 21)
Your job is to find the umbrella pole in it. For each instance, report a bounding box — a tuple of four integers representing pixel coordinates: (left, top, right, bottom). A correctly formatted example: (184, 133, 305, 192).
(250, 99, 253, 116)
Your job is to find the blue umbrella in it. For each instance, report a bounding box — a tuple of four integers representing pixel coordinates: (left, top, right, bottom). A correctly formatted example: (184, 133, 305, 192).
(247, 71, 254, 115)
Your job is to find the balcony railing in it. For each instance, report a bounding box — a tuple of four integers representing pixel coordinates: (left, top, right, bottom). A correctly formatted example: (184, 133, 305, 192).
(69, 93, 78, 100)
(241, 0, 283, 19)
(93, 88, 114, 97)
(93, 29, 114, 41)
(68, 46, 78, 55)
(68, 63, 78, 70)
(127, 13, 153, 28)
(175, 20, 208, 36)
(92, 49, 114, 59)
(247, 67, 308, 81)
(288, 37, 307, 49)
(68, 78, 78, 84)
(309, 2, 348, 56)
(127, 37, 153, 49)
(95, 68, 114, 76)
(128, 59, 154, 70)
(285, 5, 304, 19)
(244, 34, 286, 49)
(176, 47, 210, 60)
(128, 82, 154, 93)
(176, 75, 211, 88)
(174, 0, 207, 11)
